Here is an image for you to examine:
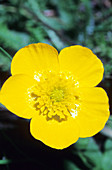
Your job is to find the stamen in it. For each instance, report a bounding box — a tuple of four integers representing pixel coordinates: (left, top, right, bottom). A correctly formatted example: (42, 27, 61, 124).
(27, 71, 80, 122)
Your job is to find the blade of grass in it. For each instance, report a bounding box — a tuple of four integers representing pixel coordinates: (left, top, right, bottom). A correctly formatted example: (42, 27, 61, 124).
(0, 47, 12, 61)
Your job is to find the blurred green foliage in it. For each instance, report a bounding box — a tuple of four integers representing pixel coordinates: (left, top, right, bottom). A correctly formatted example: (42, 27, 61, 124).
(0, 0, 112, 169)
(0, 0, 112, 77)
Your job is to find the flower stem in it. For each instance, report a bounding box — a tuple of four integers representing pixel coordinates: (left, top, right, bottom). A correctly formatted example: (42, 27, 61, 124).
(0, 47, 12, 60)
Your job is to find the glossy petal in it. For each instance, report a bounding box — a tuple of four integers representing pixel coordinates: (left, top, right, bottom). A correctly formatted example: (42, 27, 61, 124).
(0, 74, 38, 119)
(30, 115, 80, 149)
(58, 45, 104, 87)
(11, 43, 59, 77)
(75, 87, 110, 137)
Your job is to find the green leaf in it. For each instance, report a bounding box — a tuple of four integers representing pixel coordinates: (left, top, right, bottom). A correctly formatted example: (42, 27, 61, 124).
(27, 27, 46, 42)
(106, 115, 112, 129)
(0, 159, 11, 165)
(83, 138, 102, 168)
(74, 138, 89, 150)
(75, 138, 102, 169)
(101, 139, 112, 170)
(26, 0, 63, 30)
(64, 160, 80, 170)
(46, 29, 65, 50)
(0, 24, 30, 50)
(0, 52, 11, 72)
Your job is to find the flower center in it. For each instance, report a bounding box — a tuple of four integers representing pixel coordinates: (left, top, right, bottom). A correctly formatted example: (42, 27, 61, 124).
(50, 88, 64, 102)
(27, 71, 80, 122)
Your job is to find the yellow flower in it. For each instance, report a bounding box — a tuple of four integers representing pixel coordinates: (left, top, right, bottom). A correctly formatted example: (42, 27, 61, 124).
(0, 43, 110, 149)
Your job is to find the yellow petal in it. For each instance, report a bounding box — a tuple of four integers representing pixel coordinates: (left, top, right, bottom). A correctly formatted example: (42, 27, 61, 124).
(11, 43, 59, 77)
(30, 115, 80, 149)
(0, 74, 38, 119)
(75, 87, 110, 137)
(58, 45, 104, 87)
